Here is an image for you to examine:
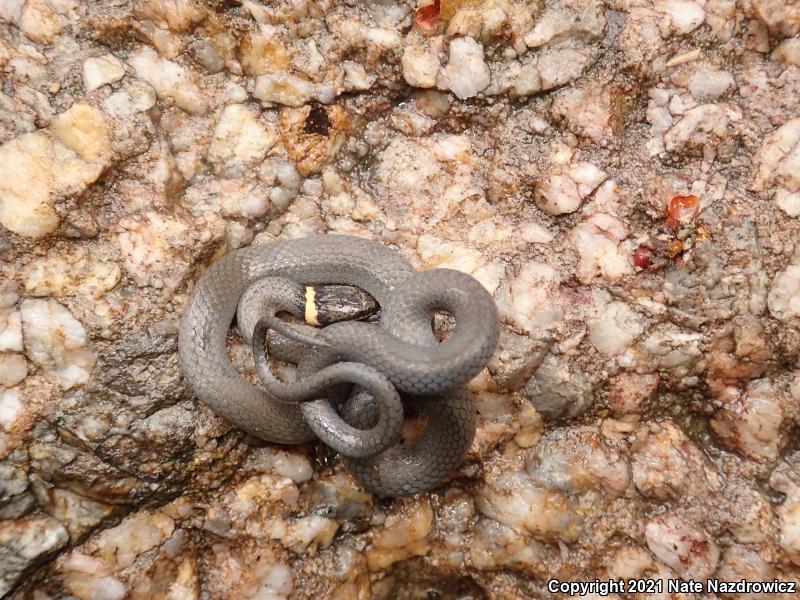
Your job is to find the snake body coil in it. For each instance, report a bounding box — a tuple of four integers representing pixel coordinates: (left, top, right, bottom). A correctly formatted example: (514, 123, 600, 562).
(178, 235, 500, 496)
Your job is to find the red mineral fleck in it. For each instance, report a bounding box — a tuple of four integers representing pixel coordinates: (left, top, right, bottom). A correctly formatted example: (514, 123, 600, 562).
(414, 0, 441, 33)
(634, 245, 656, 269)
(666, 194, 700, 230)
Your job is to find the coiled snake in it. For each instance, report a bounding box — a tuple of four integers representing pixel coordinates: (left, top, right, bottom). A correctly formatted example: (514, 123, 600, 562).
(178, 235, 500, 496)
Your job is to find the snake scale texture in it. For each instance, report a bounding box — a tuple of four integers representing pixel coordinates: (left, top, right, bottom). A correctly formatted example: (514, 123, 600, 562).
(178, 235, 500, 496)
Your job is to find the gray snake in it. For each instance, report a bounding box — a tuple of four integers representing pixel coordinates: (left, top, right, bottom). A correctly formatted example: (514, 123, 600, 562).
(178, 235, 500, 496)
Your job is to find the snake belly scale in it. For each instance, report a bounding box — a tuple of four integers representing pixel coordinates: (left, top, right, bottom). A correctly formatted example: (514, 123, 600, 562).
(178, 235, 500, 496)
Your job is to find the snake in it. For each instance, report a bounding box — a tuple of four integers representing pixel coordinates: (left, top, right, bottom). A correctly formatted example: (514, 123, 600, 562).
(178, 234, 500, 496)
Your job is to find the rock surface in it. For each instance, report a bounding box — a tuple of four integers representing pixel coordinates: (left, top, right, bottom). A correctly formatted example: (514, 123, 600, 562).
(0, 0, 799, 598)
